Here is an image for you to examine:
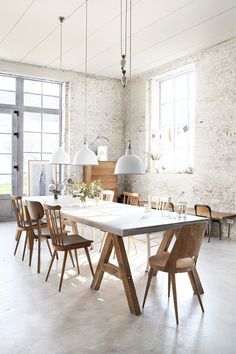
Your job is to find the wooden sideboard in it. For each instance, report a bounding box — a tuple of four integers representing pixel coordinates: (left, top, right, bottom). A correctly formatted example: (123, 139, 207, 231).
(83, 161, 118, 201)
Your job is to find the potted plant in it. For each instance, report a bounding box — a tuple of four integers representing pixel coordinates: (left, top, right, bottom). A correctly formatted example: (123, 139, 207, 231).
(49, 180, 63, 199)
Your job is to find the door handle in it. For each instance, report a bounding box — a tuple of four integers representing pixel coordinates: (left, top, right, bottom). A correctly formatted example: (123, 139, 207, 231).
(13, 165, 19, 171)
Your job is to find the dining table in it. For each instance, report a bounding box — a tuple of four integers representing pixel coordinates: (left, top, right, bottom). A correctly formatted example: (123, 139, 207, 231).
(25, 195, 207, 316)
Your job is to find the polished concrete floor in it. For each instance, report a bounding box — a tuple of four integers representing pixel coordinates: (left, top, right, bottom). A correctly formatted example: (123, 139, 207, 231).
(0, 222, 236, 354)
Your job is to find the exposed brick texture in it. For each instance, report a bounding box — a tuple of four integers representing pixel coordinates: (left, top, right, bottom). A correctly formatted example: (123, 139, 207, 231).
(125, 37, 236, 237)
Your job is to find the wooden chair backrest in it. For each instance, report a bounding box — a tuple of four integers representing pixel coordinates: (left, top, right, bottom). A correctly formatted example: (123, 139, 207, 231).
(45, 204, 64, 247)
(150, 196, 174, 211)
(166, 222, 207, 272)
(26, 200, 44, 221)
(11, 195, 27, 227)
(102, 190, 114, 202)
(123, 191, 140, 206)
(194, 204, 212, 219)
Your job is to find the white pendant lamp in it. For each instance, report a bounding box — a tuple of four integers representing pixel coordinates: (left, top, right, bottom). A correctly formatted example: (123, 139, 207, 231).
(114, 139, 144, 174)
(115, 0, 144, 175)
(73, 138, 98, 166)
(73, 0, 98, 166)
(50, 16, 71, 166)
(50, 146, 71, 165)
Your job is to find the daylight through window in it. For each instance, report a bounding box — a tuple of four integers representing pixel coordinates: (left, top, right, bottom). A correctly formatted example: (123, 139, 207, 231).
(150, 67, 195, 173)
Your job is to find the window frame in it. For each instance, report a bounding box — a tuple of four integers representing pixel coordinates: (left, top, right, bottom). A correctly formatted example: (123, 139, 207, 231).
(149, 65, 195, 174)
(0, 73, 63, 198)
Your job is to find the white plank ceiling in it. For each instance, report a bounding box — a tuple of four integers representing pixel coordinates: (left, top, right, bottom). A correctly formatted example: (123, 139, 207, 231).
(0, 0, 235, 78)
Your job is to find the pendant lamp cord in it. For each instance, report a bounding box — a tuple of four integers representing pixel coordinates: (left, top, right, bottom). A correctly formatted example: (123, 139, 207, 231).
(59, 16, 65, 147)
(120, 0, 127, 58)
(129, 0, 132, 142)
(59, 16, 64, 69)
(84, 0, 88, 142)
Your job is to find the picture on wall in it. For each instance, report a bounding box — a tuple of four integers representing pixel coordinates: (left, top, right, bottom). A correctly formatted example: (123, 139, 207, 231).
(97, 145, 108, 161)
(28, 160, 53, 196)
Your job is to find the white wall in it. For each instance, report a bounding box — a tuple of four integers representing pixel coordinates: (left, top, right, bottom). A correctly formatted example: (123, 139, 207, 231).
(125, 37, 236, 237)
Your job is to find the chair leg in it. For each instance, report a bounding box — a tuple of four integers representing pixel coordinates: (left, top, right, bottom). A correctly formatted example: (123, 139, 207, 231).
(218, 221, 222, 240)
(145, 234, 151, 272)
(171, 273, 179, 325)
(90, 228, 96, 250)
(37, 235, 41, 273)
(59, 251, 68, 292)
(45, 250, 57, 282)
(168, 273, 171, 298)
(46, 239, 53, 257)
(74, 249, 80, 274)
(127, 237, 131, 255)
(14, 230, 22, 256)
(55, 250, 59, 260)
(142, 267, 154, 308)
(22, 232, 28, 261)
(28, 231, 34, 267)
(69, 250, 75, 267)
(99, 231, 106, 252)
(84, 247, 94, 277)
(132, 237, 138, 255)
(190, 270, 204, 313)
(208, 221, 212, 243)
(127, 236, 137, 255)
(15, 229, 21, 241)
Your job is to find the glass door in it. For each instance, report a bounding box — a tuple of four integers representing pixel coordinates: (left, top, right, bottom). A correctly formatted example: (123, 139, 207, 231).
(0, 110, 13, 194)
(0, 74, 62, 220)
(0, 109, 20, 219)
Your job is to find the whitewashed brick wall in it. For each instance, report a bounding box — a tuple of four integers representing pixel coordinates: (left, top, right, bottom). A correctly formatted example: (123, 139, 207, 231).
(125, 37, 236, 238)
(66, 76, 124, 183)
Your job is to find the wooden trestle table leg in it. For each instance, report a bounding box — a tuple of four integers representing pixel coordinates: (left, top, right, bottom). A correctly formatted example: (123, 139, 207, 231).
(91, 233, 141, 316)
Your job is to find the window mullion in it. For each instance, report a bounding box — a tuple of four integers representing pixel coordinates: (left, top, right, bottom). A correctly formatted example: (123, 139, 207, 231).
(153, 67, 195, 174)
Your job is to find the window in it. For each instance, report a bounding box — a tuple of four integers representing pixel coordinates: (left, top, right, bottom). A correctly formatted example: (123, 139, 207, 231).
(150, 67, 195, 173)
(0, 74, 62, 197)
(0, 111, 13, 194)
(0, 76, 16, 105)
(23, 80, 61, 194)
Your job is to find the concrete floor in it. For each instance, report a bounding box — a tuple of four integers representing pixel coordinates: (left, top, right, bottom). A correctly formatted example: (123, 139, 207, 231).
(0, 222, 236, 354)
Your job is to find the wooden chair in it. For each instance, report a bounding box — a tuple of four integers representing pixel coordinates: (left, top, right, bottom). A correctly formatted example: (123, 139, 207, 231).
(26, 200, 53, 273)
(45, 204, 94, 292)
(123, 191, 140, 255)
(99, 190, 115, 251)
(144, 196, 174, 272)
(142, 222, 208, 325)
(194, 204, 221, 242)
(150, 196, 174, 212)
(101, 189, 115, 202)
(123, 191, 140, 206)
(11, 195, 38, 262)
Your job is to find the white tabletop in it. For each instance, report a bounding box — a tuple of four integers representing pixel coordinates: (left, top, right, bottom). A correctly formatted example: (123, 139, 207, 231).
(25, 195, 207, 237)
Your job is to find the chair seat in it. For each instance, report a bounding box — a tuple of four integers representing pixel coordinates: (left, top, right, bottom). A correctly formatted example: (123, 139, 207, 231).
(33, 227, 51, 239)
(34, 227, 68, 239)
(149, 252, 169, 271)
(55, 235, 92, 250)
(149, 252, 195, 273)
(21, 220, 47, 229)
